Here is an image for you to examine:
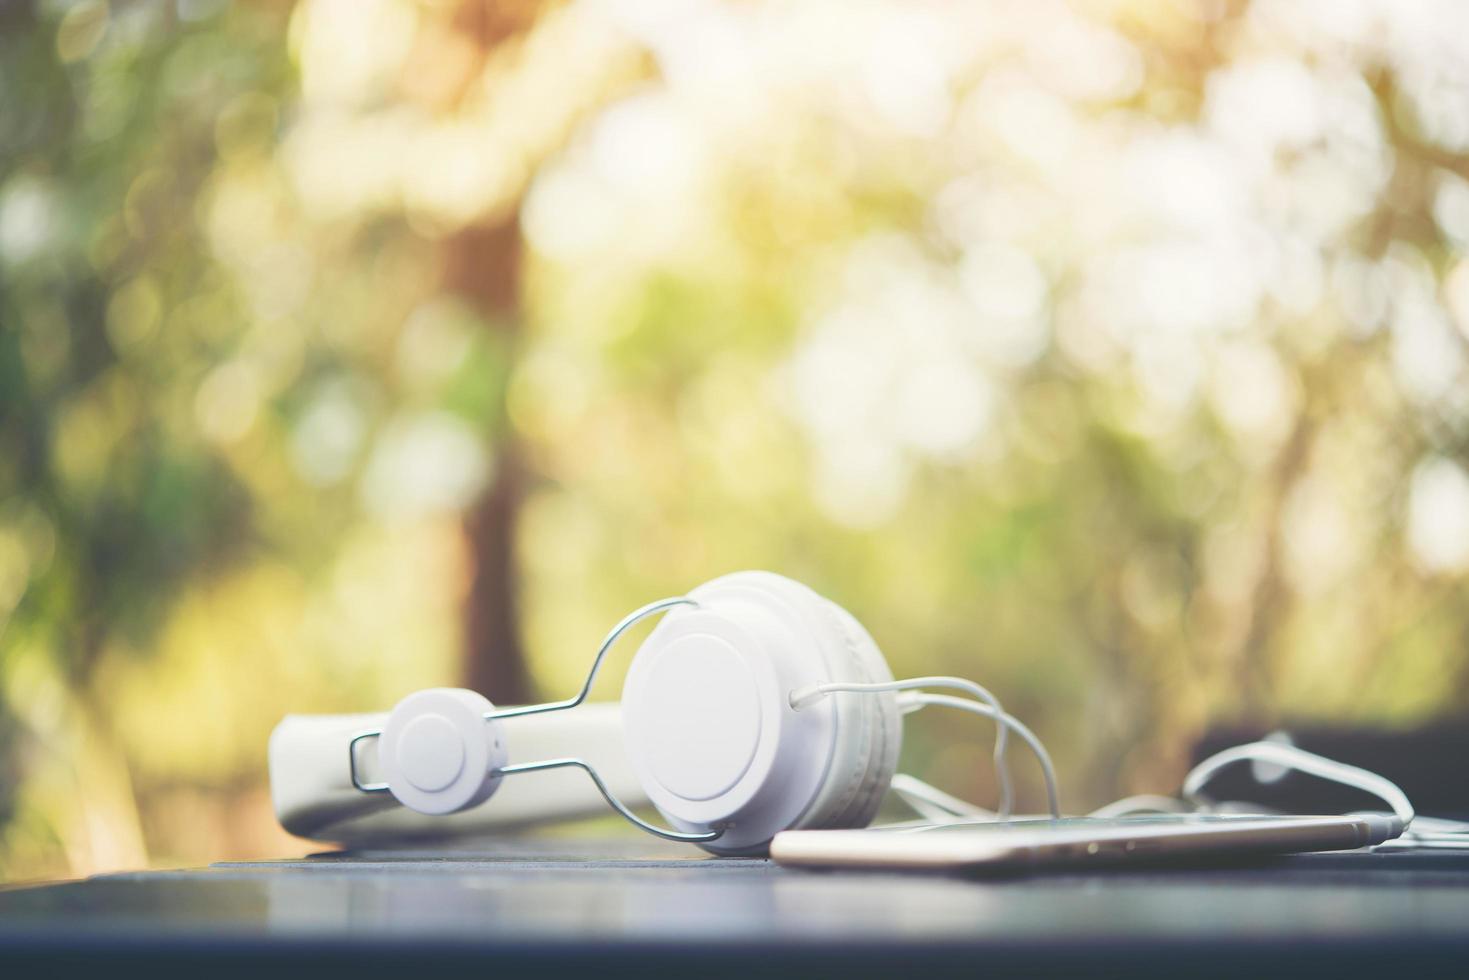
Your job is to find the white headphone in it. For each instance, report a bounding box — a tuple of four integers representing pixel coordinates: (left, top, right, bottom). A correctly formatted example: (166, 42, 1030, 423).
(270, 568, 1466, 855)
(268, 570, 1055, 854)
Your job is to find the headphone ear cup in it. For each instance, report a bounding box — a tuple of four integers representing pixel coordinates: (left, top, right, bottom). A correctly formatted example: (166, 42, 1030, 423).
(622, 571, 903, 853)
(379, 688, 509, 816)
(789, 598, 902, 831)
(712, 572, 901, 832)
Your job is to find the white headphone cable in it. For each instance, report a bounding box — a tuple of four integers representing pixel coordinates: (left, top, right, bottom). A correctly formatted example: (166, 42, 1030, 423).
(889, 772, 995, 822)
(792, 681, 1438, 846)
(790, 676, 1019, 818)
(790, 677, 1063, 820)
(1183, 740, 1415, 836)
(902, 692, 1061, 819)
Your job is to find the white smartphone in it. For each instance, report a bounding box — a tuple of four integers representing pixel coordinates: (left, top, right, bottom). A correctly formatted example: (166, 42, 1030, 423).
(770, 814, 1386, 872)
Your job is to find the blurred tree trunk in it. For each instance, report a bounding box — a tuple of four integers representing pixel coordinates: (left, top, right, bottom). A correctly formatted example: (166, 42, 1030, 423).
(428, 3, 548, 705)
(409, 0, 643, 703)
(463, 448, 529, 703)
(446, 218, 532, 704)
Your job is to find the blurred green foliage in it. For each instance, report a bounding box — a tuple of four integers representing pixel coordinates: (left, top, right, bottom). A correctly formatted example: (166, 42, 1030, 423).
(1, 0, 289, 867)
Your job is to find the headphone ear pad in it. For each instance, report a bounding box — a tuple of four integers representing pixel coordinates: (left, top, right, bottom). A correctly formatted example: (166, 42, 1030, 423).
(789, 597, 902, 831)
(622, 570, 902, 853)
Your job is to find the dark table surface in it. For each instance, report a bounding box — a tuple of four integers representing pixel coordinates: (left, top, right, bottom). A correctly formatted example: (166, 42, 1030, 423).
(4, 837, 1469, 977)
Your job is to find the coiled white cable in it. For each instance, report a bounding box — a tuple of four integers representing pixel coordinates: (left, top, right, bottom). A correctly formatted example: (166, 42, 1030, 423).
(1182, 740, 1415, 835)
(800, 673, 1460, 849)
(1095, 738, 1469, 849)
(901, 692, 1062, 819)
(791, 675, 1017, 817)
(888, 773, 993, 822)
(790, 676, 1062, 820)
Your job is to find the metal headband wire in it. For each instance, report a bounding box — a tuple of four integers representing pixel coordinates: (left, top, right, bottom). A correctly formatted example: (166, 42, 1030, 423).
(346, 595, 724, 843)
(485, 596, 697, 722)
